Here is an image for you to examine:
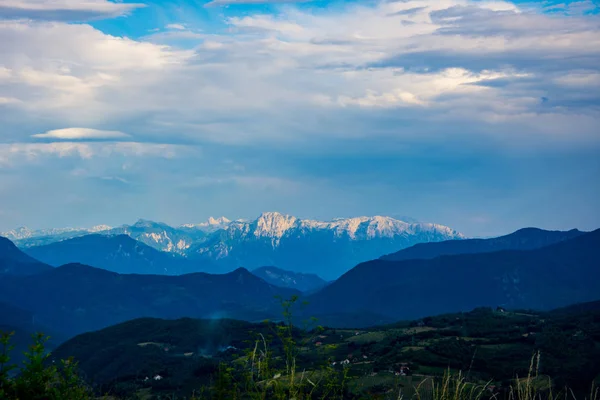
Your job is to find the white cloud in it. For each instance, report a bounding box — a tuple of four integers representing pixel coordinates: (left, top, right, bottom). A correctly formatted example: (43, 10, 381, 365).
(0, 0, 145, 20)
(205, 0, 311, 7)
(32, 127, 130, 140)
(165, 23, 186, 30)
(0, 97, 22, 104)
(0, 0, 598, 148)
(0, 142, 198, 164)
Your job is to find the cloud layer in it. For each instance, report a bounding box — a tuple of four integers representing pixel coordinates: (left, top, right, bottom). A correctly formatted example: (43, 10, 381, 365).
(0, 0, 145, 20)
(32, 127, 130, 140)
(0, 0, 598, 235)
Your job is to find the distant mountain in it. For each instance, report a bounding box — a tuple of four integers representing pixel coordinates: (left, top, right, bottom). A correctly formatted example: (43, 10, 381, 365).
(24, 234, 218, 275)
(0, 236, 52, 276)
(186, 212, 464, 278)
(2, 225, 112, 248)
(106, 219, 211, 255)
(305, 229, 600, 326)
(6, 213, 464, 278)
(252, 266, 329, 292)
(381, 227, 585, 261)
(0, 264, 299, 337)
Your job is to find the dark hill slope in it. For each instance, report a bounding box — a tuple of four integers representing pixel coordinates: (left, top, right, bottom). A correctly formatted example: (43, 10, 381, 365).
(0, 264, 299, 337)
(381, 227, 584, 261)
(49, 302, 600, 398)
(51, 317, 279, 390)
(25, 234, 218, 275)
(306, 229, 600, 324)
(0, 236, 52, 276)
(252, 266, 329, 292)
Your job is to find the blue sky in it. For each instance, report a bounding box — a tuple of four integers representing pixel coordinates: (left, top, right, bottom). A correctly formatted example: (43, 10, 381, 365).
(0, 0, 599, 237)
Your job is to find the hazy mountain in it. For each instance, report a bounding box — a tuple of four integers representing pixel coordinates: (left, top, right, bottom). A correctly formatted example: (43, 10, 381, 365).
(24, 234, 218, 275)
(252, 266, 329, 292)
(187, 212, 464, 278)
(0, 263, 298, 337)
(6, 213, 463, 278)
(106, 219, 211, 255)
(0, 236, 52, 276)
(305, 229, 600, 325)
(2, 225, 112, 248)
(381, 227, 585, 261)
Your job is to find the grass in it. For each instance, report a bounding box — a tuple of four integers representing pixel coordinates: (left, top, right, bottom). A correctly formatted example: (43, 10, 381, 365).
(345, 332, 387, 344)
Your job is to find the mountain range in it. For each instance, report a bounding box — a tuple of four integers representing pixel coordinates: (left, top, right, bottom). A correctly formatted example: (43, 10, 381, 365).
(0, 261, 298, 338)
(1, 226, 598, 338)
(381, 227, 585, 261)
(5, 212, 464, 278)
(305, 228, 600, 324)
(24, 234, 218, 275)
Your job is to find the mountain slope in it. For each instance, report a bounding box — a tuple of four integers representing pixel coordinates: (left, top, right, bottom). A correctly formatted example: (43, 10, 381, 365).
(48, 302, 600, 398)
(25, 234, 217, 275)
(187, 212, 464, 278)
(381, 227, 585, 261)
(0, 264, 298, 337)
(50, 317, 279, 389)
(106, 219, 210, 255)
(306, 229, 600, 325)
(252, 266, 329, 292)
(0, 236, 52, 276)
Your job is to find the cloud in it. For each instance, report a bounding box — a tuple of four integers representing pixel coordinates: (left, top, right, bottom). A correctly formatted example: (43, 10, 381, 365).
(32, 127, 131, 140)
(0, 0, 145, 21)
(0, 0, 599, 235)
(0, 142, 198, 164)
(2, 2, 599, 147)
(165, 23, 186, 30)
(205, 0, 311, 7)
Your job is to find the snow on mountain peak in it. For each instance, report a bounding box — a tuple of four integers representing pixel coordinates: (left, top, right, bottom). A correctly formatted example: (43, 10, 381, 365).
(181, 216, 232, 232)
(255, 212, 298, 239)
(208, 216, 230, 225)
(88, 225, 112, 232)
(225, 212, 460, 242)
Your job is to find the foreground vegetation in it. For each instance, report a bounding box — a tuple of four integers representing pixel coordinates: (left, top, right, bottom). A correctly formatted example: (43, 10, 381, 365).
(1, 299, 600, 399)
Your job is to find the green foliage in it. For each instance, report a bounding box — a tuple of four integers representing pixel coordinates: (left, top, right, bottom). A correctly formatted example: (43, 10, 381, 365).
(0, 331, 92, 400)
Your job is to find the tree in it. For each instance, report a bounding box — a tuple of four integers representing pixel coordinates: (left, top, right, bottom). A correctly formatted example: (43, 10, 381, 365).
(0, 331, 92, 400)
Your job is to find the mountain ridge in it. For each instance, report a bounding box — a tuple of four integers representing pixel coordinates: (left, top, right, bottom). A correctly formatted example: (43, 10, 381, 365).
(0, 236, 53, 276)
(304, 228, 600, 325)
(24, 234, 219, 275)
(251, 266, 329, 292)
(381, 227, 585, 261)
(0, 262, 299, 337)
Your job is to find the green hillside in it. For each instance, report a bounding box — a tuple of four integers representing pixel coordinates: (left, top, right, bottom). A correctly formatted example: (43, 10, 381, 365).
(4, 300, 596, 399)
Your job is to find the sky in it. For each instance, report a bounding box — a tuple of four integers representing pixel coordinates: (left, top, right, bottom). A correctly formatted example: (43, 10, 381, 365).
(0, 0, 599, 237)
